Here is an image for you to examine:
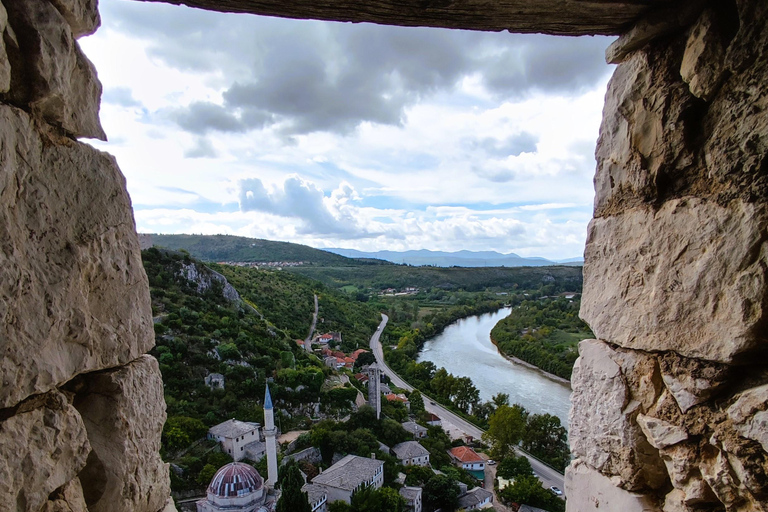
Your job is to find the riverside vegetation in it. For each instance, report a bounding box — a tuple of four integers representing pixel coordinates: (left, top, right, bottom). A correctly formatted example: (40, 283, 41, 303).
(490, 295, 593, 380)
(144, 239, 580, 508)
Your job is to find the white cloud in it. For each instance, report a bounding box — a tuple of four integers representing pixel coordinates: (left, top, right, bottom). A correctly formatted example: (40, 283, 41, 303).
(80, 0, 613, 259)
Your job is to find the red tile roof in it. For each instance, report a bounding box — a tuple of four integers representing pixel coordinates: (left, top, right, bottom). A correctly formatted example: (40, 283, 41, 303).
(449, 446, 484, 463)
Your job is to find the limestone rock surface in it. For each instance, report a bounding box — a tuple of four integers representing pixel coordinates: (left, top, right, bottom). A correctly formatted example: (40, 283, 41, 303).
(680, 9, 726, 101)
(179, 261, 241, 302)
(570, 339, 666, 491)
(40, 478, 88, 512)
(4, 0, 105, 139)
(728, 384, 768, 452)
(581, 198, 768, 363)
(68, 355, 170, 512)
(637, 414, 688, 450)
(0, 391, 91, 512)
(564, 459, 661, 512)
(49, 0, 100, 37)
(0, 105, 153, 409)
(0, 1, 10, 93)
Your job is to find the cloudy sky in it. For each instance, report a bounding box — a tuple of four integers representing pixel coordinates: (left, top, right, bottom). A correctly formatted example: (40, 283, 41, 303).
(80, 0, 615, 260)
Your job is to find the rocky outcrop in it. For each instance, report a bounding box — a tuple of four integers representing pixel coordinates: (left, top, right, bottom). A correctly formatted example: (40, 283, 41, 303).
(569, 0, 768, 510)
(0, 0, 171, 510)
(179, 261, 241, 302)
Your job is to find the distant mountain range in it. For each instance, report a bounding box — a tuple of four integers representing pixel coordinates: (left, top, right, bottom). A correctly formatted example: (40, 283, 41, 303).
(144, 234, 582, 268)
(323, 248, 583, 267)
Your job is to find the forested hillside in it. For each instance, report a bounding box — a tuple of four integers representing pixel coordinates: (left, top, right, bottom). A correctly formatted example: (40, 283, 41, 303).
(211, 263, 380, 351)
(292, 264, 583, 293)
(143, 249, 382, 490)
(150, 233, 380, 265)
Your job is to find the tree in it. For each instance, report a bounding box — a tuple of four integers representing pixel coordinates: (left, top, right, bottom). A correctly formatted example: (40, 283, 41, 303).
(492, 392, 510, 409)
(196, 464, 218, 486)
(483, 404, 528, 459)
(328, 501, 352, 512)
(409, 390, 425, 414)
(523, 413, 570, 471)
(350, 485, 405, 512)
(496, 455, 533, 480)
(423, 474, 460, 512)
(276, 460, 312, 512)
(499, 475, 565, 512)
(354, 351, 376, 368)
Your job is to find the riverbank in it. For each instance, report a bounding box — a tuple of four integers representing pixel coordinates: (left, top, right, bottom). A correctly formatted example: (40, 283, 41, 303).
(489, 336, 572, 387)
(414, 308, 572, 426)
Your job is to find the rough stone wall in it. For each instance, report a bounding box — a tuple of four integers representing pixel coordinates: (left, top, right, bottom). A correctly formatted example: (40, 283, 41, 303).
(568, 0, 768, 510)
(0, 0, 171, 511)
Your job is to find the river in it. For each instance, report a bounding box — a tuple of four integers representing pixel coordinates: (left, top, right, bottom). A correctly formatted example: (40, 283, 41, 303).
(416, 307, 573, 428)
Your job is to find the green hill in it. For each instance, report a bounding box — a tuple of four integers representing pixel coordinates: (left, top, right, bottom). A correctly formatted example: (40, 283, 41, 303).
(290, 264, 583, 294)
(148, 233, 382, 266)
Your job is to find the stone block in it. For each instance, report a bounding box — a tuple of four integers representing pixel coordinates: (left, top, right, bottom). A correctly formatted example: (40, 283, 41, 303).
(680, 9, 726, 101)
(727, 384, 768, 453)
(69, 355, 170, 512)
(658, 353, 730, 413)
(49, 0, 100, 37)
(40, 478, 89, 512)
(637, 414, 688, 450)
(0, 1, 10, 93)
(0, 105, 153, 408)
(0, 391, 91, 512)
(593, 49, 697, 217)
(4, 0, 105, 139)
(564, 459, 661, 512)
(581, 198, 768, 363)
(570, 339, 667, 491)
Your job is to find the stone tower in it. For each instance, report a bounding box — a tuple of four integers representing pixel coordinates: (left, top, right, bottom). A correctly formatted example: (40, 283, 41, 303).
(365, 363, 381, 419)
(263, 383, 279, 488)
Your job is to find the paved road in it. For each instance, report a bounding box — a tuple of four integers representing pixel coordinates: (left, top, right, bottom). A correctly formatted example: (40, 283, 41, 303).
(304, 294, 318, 350)
(369, 313, 565, 495)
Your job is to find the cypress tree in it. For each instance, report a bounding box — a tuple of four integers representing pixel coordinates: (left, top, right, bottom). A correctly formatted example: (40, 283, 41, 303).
(276, 460, 312, 512)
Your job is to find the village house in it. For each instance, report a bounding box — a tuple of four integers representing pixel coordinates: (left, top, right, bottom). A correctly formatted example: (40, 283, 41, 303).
(207, 419, 261, 461)
(399, 486, 422, 512)
(301, 483, 328, 512)
(449, 446, 485, 479)
(425, 413, 441, 427)
(310, 455, 384, 505)
(392, 441, 430, 467)
(457, 487, 493, 510)
(385, 393, 410, 411)
(401, 421, 428, 439)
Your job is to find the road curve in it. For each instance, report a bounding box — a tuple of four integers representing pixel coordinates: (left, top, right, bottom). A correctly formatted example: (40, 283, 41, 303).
(369, 313, 565, 495)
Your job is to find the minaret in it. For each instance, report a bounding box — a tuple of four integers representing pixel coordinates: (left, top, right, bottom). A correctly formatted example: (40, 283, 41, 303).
(365, 363, 381, 419)
(264, 383, 278, 488)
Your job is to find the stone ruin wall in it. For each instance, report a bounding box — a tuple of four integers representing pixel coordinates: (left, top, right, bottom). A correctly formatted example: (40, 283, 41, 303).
(568, 0, 768, 510)
(0, 0, 766, 511)
(0, 0, 172, 511)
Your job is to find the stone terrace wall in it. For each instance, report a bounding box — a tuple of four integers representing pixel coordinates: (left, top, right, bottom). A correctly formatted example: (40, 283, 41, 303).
(0, 0, 172, 511)
(568, 0, 768, 510)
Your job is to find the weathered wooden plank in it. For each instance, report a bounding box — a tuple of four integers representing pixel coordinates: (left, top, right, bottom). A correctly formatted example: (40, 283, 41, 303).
(136, 0, 674, 36)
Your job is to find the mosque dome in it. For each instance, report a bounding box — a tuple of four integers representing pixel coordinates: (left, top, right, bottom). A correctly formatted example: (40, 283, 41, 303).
(207, 463, 263, 498)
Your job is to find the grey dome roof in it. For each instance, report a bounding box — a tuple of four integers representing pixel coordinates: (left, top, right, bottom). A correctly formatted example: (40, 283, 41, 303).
(208, 462, 263, 497)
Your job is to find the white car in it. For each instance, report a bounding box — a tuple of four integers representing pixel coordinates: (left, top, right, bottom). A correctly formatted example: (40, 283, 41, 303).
(486, 459, 496, 465)
(550, 486, 563, 496)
